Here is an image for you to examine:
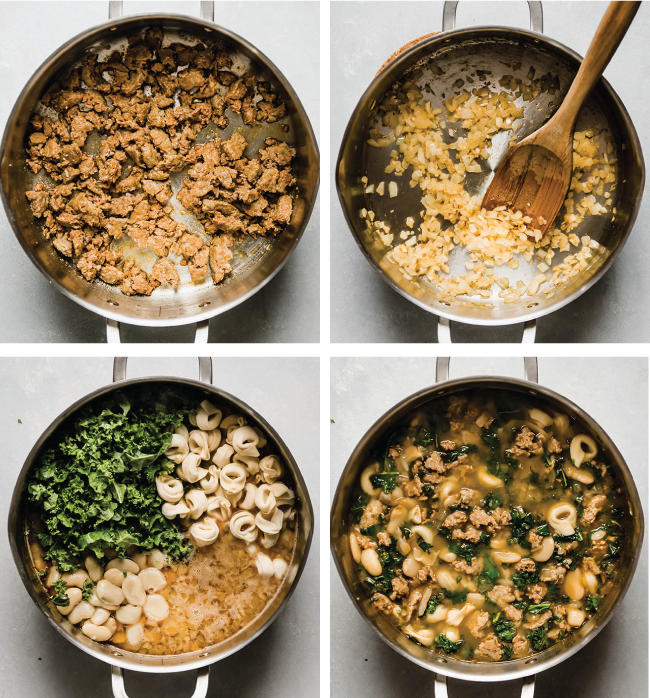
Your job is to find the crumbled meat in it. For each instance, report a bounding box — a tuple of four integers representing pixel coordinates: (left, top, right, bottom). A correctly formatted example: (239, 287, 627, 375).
(509, 427, 544, 457)
(487, 584, 516, 608)
(403, 476, 423, 497)
(403, 590, 422, 622)
(372, 594, 393, 614)
(452, 526, 482, 543)
(512, 635, 530, 656)
(450, 556, 483, 575)
(515, 558, 537, 574)
(528, 530, 544, 548)
(582, 557, 600, 575)
(469, 507, 496, 529)
(548, 437, 564, 454)
(440, 440, 456, 451)
(476, 633, 504, 661)
(458, 488, 476, 508)
(581, 494, 607, 526)
(526, 583, 548, 604)
(443, 511, 467, 529)
(425, 452, 446, 473)
(359, 499, 385, 530)
(467, 610, 490, 638)
(525, 609, 552, 629)
(377, 531, 391, 547)
(24, 28, 294, 295)
(504, 604, 523, 623)
(538, 566, 566, 584)
(390, 576, 410, 600)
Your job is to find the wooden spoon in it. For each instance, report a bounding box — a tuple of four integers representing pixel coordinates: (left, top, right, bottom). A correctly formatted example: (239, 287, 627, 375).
(482, 1, 640, 238)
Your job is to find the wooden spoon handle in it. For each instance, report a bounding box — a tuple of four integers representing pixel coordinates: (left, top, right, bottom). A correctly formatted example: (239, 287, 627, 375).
(554, 1, 640, 131)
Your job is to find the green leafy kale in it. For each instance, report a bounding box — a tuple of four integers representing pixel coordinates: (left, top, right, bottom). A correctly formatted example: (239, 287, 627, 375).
(442, 444, 477, 463)
(361, 525, 377, 536)
(527, 603, 551, 614)
(536, 522, 551, 537)
(493, 617, 516, 643)
(365, 537, 405, 595)
(585, 595, 600, 611)
(49, 578, 70, 606)
(527, 624, 549, 652)
(443, 587, 469, 604)
(546, 453, 568, 488)
(434, 634, 464, 654)
(426, 592, 444, 615)
(81, 578, 94, 601)
(480, 427, 500, 447)
(575, 495, 585, 517)
(370, 472, 399, 494)
(483, 492, 503, 513)
(509, 506, 535, 546)
(477, 554, 500, 592)
(513, 569, 539, 590)
(448, 540, 476, 565)
(27, 387, 199, 572)
(351, 494, 369, 524)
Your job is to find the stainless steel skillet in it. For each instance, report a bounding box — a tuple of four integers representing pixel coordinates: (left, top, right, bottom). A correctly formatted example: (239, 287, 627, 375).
(8, 357, 314, 697)
(0, 2, 320, 342)
(336, 1, 644, 342)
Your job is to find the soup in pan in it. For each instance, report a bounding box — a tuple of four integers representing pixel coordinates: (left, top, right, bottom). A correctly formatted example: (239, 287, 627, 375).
(26, 387, 298, 655)
(348, 390, 630, 662)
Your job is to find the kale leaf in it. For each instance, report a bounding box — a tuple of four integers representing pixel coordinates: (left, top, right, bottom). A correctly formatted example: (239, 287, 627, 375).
(509, 506, 535, 546)
(370, 472, 399, 494)
(585, 595, 600, 611)
(81, 578, 94, 601)
(426, 592, 444, 615)
(49, 578, 70, 606)
(527, 624, 549, 652)
(351, 494, 369, 524)
(483, 492, 503, 513)
(434, 635, 464, 654)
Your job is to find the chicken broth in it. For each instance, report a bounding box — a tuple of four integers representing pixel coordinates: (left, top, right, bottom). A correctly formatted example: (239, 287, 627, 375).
(349, 390, 630, 662)
(114, 525, 296, 654)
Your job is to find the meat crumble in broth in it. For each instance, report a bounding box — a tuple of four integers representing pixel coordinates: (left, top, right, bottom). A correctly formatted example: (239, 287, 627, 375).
(349, 391, 629, 662)
(114, 526, 296, 655)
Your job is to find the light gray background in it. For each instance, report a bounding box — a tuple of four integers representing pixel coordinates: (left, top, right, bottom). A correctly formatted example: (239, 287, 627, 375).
(330, 357, 648, 697)
(1, 357, 319, 697)
(0, 1, 320, 343)
(331, 2, 650, 343)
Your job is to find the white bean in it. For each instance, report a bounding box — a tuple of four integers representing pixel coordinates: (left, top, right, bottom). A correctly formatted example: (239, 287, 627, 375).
(116, 604, 142, 625)
(68, 601, 95, 625)
(84, 556, 103, 583)
(122, 575, 146, 606)
(96, 579, 125, 606)
(45, 567, 60, 588)
(273, 558, 288, 580)
(104, 617, 117, 636)
(148, 549, 167, 569)
(567, 607, 586, 627)
(87, 591, 119, 611)
(360, 548, 382, 577)
(564, 569, 585, 600)
(412, 525, 434, 545)
(106, 558, 140, 575)
(126, 624, 144, 648)
(402, 558, 421, 578)
(349, 534, 361, 563)
(144, 594, 169, 622)
(81, 622, 113, 642)
(138, 568, 167, 593)
(61, 569, 90, 588)
(91, 608, 110, 625)
(531, 537, 555, 562)
(428, 605, 448, 622)
(132, 553, 149, 570)
(58, 587, 82, 616)
(491, 551, 521, 564)
(104, 568, 125, 587)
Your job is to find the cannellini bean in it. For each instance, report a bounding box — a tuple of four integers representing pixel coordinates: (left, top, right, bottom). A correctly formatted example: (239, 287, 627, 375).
(91, 608, 110, 625)
(440, 550, 457, 563)
(104, 568, 125, 587)
(428, 605, 448, 622)
(106, 558, 140, 575)
(138, 568, 166, 594)
(413, 546, 437, 566)
(438, 479, 458, 501)
(402, 558, 421, 578)
(563, 463, 595, 485)
(116, 604, 142, 625)
(87, 590, 119, 610)
(591, 529, 607, 541)
(68, 601, 95, 625)
(122, 575, 146, 606)
(548, 503, 577, 536)
(104, 617, 117, 635)
(82, 621, 113, 642)
(58, 587, 82, 616)
(447, 603, 475, 626)
(349, 534, 361, 563)
(443, 627, 460, 643)
(412, 525, 434, 546)
(564, 569, 585, 600)
(583, 571, 599, 595)
(273, 558, 288, 580)
(405, 626, 434, 646)
(490, 536, 507, 550)
(570, 434, 598, 467)
(144, 594, 169, 622)
(531, 537, 555, 562)
(148, 549, 167, 569)
(386, 505, 408, 535)
(567, 607, 586, 627)
(491, 551, 521, 564)
(437, 570, 457, 590)
(360, 548, 382, 576)
(126, 623, 144, 648)
(132, 553, 149, 570)
(360, 465, 381, 496)
(62, 569, 90, 588)
(478, 468, 504, 488)
(529, 408, 553, 427)
(467, 593, 485, 607)
(46, 566, 60, 587)
(84, 556, 103, 583)
(395, 529, 411, 556)
(96, 579, 125, 606)
(418, 587, 433, 617)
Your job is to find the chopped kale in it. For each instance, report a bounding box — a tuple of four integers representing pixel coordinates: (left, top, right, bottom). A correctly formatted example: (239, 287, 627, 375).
(448, 540, 476, 565)
(49, 578, 70, 606)
(442, 444, 478, 463)
(477, 554, 500, 592)
(370, 472, 399, 494)
(351, 494, 368, 524)
(536, 522, 551, 537)
(512, 566, 539, 590)
(494, 618, 516, 643)
(443, 587, 469, 604)
(509, 506, 535, 545)
(419, 541, 433, 552)
(434, 635, 464, 654)
(81, 578, 94, 601)
(426, 592, 444, 615)
(527, 603, 551, 615)
(575, 495, 585, 517)
(585, 595, 600, 611)
(361, 525, 377, 537)
(480, 427, 500, 447)
(527, 624, 549, 652)
(483, 491, 503, 512)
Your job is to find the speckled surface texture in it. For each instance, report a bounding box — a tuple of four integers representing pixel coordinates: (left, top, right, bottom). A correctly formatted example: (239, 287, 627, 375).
(330, 357, 648, 697)
(0, 1, 320, 343)
(1, 357, 319, 697)
(331, 2, 650, 343)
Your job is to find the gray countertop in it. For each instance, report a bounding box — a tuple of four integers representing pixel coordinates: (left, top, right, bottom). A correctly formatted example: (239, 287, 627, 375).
(0, 1, 320, 343)
(330, 357, 648, 697)
(1, 357, 319, 697)
(330, 1, 650, 343)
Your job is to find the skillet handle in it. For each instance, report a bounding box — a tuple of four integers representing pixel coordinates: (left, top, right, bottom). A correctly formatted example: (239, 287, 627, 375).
(108, 1, 215, 21)
(442, 0, 543, 33)
(112, 357, 214, 384)
(437, 317, 536, 344)
(105, 320, 210, 343)
(435, 356, 538, 383)
(111, 665, 210, 698)
(433, 673, 536, 697)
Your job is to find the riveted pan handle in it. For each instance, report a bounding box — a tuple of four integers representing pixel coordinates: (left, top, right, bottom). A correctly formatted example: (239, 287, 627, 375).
(434, 673, 536, 697)
(437, 317, 537, 344)
(442, 0, 544, 33)
(111, 665, 210, 698)
(435, 356, 538, 383)
(108, 1, 215, 21)
(106, 320, 210, 344)
(112, 357, 214, 384)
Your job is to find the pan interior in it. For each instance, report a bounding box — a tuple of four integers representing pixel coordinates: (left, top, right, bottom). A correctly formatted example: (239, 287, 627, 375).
(339, 31, 643, 325)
